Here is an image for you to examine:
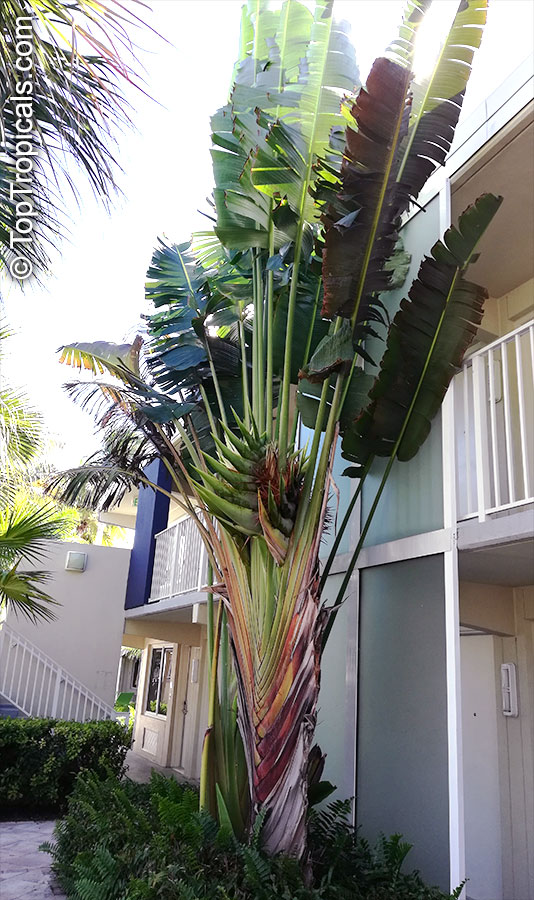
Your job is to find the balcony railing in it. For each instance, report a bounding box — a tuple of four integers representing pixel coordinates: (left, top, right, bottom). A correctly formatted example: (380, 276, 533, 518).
(454, 320, 534, 521)
(150, 516, 207, 603)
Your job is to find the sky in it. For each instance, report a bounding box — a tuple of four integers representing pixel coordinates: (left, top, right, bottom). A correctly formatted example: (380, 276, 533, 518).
(1, 0, 533, 471)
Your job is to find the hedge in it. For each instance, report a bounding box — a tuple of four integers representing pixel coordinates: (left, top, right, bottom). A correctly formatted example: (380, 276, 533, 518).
(0, 717, 129, 812)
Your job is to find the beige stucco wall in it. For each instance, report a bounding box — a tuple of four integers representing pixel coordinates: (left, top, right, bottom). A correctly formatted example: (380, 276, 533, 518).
(460, 581, 515, 635)
(4, 540, 130, 706)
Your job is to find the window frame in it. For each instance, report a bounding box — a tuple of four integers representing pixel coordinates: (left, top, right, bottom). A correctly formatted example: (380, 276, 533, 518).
(144, 644, 173, 719)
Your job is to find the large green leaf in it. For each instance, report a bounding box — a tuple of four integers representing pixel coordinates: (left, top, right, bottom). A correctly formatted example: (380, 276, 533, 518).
(344, 193, 503, 464)
(395, 0, 488, 214)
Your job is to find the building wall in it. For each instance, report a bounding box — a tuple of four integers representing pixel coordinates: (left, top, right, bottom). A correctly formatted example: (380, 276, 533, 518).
(314, 572, 357, 803)
(361, 196, 444, 548)
(4, 541, 130, 706)
(356, 555, 450, 891)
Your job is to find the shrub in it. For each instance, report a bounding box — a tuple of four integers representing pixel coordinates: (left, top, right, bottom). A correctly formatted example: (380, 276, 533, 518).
(44, 771, 463, 900)
(0, 717, 129, 813)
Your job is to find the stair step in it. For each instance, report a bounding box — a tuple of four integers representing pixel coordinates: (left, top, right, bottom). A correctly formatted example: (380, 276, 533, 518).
(0, 693, 27, 718)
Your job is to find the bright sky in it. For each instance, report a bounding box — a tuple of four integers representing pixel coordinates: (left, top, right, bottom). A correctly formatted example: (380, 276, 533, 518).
(1, 0, 532, 470)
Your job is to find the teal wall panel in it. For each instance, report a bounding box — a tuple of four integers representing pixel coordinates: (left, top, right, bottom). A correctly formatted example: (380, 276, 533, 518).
(357, 555, 449, 890)
(360, 197, 444, 546)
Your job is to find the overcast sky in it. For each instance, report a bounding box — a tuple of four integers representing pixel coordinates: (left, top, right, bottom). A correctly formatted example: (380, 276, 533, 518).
(1, 0, 532, 470)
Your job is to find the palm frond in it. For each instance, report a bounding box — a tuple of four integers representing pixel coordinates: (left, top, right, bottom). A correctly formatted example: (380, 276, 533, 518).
(0, 502, 70, 565)
(0, 0, 150, 277)
(0, 564, 59, 622)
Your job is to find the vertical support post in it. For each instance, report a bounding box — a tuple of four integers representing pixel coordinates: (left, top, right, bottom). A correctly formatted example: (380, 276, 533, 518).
(440, 179, 466, 897)
(501, 340, 516, 504)
(515, 334, 531, 500)
(51, 669, 62, 718)
(487, 348, 501, 508)
(169, 525, 178, 598)
(442, 381, 466, 897)
(197, 541, 207, 592)
(472, 354, 491, 521)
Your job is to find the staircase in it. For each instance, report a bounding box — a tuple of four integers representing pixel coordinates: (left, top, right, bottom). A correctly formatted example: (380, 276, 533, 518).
(0, 692, 26, 718)
(0, 624, 118, 722)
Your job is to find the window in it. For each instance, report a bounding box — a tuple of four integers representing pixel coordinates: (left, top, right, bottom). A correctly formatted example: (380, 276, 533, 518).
(145, 646, 173, 716)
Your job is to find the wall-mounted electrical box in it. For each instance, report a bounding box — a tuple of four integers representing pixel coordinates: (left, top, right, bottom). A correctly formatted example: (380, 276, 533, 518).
(501, 663, 518, 717)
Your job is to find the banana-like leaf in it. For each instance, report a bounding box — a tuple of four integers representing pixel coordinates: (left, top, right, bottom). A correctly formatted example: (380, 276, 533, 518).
(345, 193, 503, 463)
(395, 0, 488, 215)
(320, 56, 412, 321)
(58, 337, 142, 380)
(251, 0, 359, 224)
(145, 240, 210, 310)
(386, 0, 433, 68)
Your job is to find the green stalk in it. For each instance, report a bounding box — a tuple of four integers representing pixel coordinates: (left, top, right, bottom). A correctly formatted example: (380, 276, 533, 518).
(207, 561, 214, 668)
(294, 376, 331, 537)
(206, 340, 229, 430)
(288, 276, 322, 450)
(265, 217, 275, 437)
(200, 601, 223, 811)
(199, 383, 219, 441)
(278, 225, 304, 460)
(278, 3, 335, 459)
(251, 249, 260, 423)
(306, 374, 345, 530)
(319, 456, 372, 592)
(238, 306, 251, 430)
(254, 252, 265, 429)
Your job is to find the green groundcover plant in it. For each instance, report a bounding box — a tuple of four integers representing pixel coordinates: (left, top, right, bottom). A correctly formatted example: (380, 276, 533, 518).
(43, 770, 463, 900)
(0, 718, 129, 812)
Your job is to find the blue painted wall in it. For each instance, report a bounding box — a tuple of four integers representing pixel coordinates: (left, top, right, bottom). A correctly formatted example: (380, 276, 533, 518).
(124, 459, 171, 609)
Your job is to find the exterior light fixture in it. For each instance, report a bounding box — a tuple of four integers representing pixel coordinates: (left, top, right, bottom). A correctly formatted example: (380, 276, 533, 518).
(65, 551, 87, 573)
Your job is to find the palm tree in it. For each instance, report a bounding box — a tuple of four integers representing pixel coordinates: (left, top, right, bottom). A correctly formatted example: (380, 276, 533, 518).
(0, 0, 147, 279)
(0, 323, 68, 621)
(49, 0, 501, 858)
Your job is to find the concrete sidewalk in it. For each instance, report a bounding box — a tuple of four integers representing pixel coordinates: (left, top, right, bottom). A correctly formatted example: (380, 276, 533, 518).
(124, 747, 178, 783)
(0, 820, 66, 900)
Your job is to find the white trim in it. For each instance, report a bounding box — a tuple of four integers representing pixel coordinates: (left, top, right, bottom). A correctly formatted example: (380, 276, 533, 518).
(404, 58, 533, 225)
(344, 479, 361, 820)
(442, 378, 466, 896)
(352, 527, 451, 571)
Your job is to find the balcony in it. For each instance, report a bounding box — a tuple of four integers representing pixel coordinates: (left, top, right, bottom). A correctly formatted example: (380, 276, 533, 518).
(453, 320, 534, 522)
(149, 516, 207, 604)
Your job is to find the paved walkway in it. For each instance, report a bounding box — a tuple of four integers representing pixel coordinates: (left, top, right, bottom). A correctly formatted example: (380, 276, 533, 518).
(0, 820, 66, 900)
(0, 757, 181, 899)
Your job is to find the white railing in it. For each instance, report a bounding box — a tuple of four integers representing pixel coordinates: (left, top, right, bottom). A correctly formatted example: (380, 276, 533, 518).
(454, 320, 534, 521)
(0, 624, 118, 721)
(150, 516, 207, 602)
